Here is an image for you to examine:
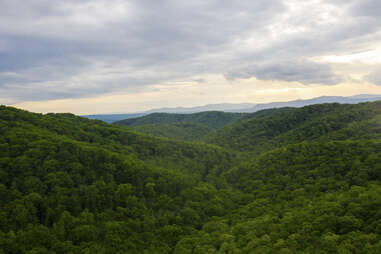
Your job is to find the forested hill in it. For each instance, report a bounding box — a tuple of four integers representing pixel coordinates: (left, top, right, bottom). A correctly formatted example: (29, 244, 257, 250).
(115, 108, 290, 141)
(0, 105, 239, 253)
(0, 102, 381, 253)
(114, 111, 249, 141)
(205, 101, 381, 152)
(115, 111, 249, 128)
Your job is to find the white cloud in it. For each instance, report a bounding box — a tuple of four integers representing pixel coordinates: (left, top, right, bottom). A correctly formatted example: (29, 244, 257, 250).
(1, 0, 381, 111)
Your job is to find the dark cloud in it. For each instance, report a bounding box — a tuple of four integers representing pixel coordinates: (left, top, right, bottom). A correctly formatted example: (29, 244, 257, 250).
(349, 0, 381, 18)
(0, 0, 380, 103)
(0, 35, 89, 72)
(226, 60, 342, 85)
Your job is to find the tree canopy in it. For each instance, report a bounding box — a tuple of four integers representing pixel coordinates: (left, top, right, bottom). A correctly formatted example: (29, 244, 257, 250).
(0, 101, 380, 253)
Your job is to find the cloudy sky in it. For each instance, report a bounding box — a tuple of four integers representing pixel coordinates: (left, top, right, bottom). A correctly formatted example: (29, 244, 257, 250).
(1, 0, 381, 114)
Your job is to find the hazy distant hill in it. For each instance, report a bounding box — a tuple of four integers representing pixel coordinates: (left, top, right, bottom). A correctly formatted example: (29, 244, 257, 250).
(233, 94, 381, 113)
(83, 94, 381, 123)
(144, 103, 256, 114)
(145, 94, 381, 113)
(83, 113, 146, 123)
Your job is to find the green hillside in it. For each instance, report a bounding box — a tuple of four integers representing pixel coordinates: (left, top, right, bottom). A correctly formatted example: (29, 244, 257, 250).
(0, 102, 380, 253)
(115, 111, 248, 129)
(116, 108, 291, 141)
(0, 106, 239, 253)
(177, 140, 381, 253)
(205, 101, 381, 152)
(128, 122, 213, 141)
(115, 111, 249, 141)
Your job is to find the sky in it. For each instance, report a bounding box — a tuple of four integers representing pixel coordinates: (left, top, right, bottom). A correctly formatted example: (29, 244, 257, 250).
(1, 0, 381, 114)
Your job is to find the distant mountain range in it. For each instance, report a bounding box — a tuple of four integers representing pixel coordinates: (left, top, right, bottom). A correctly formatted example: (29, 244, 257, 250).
(231, 94, 381, 113)
(144, 103, 256, 114)
(84, 113, 147, 123)
(83, 94, 381, 123)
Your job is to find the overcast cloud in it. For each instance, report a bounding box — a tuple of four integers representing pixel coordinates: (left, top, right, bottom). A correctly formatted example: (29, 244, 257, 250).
(1, 0, 381, 105)
(365, 67, 381, 86)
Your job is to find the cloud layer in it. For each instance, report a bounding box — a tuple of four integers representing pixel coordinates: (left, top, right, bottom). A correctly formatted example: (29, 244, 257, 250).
(1, 0, 381, 104)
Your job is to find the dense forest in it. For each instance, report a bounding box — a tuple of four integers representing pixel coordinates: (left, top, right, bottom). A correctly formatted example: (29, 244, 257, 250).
(0, 101, 380, 253)
(115, 109, 291, 141)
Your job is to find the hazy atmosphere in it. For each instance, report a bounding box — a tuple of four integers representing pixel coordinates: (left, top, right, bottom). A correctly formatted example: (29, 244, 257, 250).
(1, 0, 381, 114)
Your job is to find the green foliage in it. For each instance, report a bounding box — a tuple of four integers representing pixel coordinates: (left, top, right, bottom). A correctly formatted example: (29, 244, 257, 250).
(0, 101, 380, 253)
(205, 101, 381, 152)
(130, 122, 213, 141)
(115, 108, 290, 141)
(115, 111, 248, 129)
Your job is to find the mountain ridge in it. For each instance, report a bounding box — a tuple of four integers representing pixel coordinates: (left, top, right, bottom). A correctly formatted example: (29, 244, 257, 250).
(114, 108, 290, 141)
(83, 94, 381, 122)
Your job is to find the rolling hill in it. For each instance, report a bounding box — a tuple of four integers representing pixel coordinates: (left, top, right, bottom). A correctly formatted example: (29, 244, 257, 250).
(115, 111, 248, 129)
(115, 108, 291, 141)
(84, 94, 381, 123)
(205, 101, 381, 152)
(0, 101, 380, 253)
